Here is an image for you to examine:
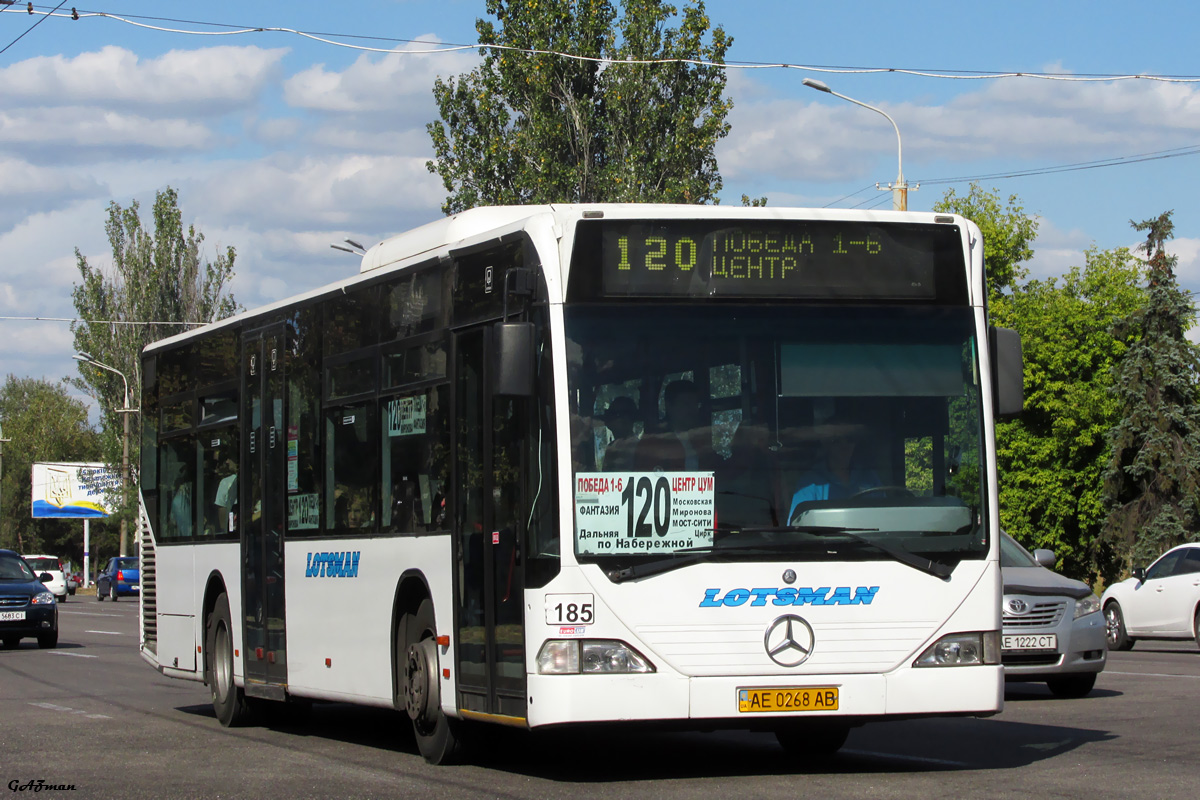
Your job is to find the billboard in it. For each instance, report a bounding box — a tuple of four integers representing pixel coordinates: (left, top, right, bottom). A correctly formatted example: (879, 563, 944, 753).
(31, 462, 119, 519)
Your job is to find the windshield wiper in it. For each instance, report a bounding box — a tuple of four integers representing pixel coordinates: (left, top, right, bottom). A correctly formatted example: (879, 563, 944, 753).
(605, 525, 953, 583)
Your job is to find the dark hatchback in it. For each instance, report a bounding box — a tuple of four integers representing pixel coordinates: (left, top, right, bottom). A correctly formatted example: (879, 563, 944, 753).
(0, 549, 59, 649)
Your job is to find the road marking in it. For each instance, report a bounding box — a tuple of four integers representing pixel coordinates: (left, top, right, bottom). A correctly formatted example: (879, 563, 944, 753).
(1105, 670, 1200, 679)
(59, 611, 124, 618)
(84, 630, 125, 635)
(841, 749, 968, 767)
(47, 651, 98, 659)
(29, 702, 111, 720)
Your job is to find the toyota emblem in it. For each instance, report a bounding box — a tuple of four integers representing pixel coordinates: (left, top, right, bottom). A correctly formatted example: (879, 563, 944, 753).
(764, 614, 815, 667)
(1006, 598, 1029, 615)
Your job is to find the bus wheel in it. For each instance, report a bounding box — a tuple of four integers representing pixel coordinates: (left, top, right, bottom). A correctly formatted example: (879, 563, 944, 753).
(401, 598, 464, 765)
(207, 592, 251, 727)
(775, 722, 851, 758)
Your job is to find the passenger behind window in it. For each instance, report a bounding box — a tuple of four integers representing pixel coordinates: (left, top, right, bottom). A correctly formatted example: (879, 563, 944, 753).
(787, 414, 880, 522)
(213, 455, 238, 534)
(601, 396, 639, 473)
(636, 380, 710, 471)
(169, 472, 193, 537)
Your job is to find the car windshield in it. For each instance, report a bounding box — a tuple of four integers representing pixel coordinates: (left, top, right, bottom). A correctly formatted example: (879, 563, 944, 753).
(566, 303, 988, 570)
(0, 555, 37, 581)
(24, 557, 59, 572)
(999, 533, 1040, 568)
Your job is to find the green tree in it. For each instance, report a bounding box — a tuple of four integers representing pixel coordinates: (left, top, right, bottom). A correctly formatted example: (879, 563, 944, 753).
(994, 248, 1145, 578)
(1100, 211, 1200, 576)
(933, 182, 1039, 300)
(427, 0, 732, 213)
(0, 376, 103, 563)
(71, 187, 240, 555)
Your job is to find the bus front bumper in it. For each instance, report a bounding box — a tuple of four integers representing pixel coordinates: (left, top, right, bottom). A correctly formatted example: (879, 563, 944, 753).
(523, 666, 1003, 728)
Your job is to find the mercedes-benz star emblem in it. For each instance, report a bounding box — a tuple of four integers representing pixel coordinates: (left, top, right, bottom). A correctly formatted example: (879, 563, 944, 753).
(764, 614, 815, 667)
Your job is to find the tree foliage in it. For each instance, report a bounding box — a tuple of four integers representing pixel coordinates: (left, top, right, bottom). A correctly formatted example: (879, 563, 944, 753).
(993, 248, 1145, 579)
(0, 376, 102, 563)
(1100, 211, 1200, 575)
(427, 0, 732, 212)
(71, 187, 240, 547)
(933, 183, 1039, 300)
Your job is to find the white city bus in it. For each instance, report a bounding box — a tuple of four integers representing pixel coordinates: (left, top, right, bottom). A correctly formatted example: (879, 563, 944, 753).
(138, 204, 1022, 764)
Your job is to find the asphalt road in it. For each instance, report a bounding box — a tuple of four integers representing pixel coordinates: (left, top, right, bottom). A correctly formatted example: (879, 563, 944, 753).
(3, 598, 1199, 799)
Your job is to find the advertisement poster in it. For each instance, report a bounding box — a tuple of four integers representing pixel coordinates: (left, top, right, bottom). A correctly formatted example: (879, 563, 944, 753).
(31, 462, 119, 518)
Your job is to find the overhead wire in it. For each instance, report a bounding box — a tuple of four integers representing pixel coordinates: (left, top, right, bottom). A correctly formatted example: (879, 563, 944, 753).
(7, 5, 1200, 84)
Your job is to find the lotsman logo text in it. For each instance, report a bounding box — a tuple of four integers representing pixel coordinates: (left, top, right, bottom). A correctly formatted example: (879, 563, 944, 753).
(700, 586, 880, 607)
(305, 551, 361, 578)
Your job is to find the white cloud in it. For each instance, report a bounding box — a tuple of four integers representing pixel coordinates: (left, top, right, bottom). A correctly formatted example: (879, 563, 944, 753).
(0, 107, 216, 150)
(188, 153, 445, 232)
(283, 41, 477, 114)
(0, 46, 288, 112)
(721, 71, 1200, 183)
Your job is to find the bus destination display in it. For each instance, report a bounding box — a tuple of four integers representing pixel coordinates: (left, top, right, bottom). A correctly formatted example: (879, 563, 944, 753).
(598, 220, 955, 299)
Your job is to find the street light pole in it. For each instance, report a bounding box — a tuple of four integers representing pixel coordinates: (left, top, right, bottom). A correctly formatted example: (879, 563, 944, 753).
(74, 353, 134, 559)
(802, 78, 916, 211)
(0, 422, 10, 546)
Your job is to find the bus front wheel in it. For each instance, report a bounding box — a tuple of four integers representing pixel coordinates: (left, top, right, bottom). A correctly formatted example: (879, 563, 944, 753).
(207, 592, 251, 727)
(400, 598, 464, 765)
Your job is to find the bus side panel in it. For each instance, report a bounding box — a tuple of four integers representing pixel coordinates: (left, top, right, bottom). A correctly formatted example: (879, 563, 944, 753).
(284, 535, 454, 705)
(154, 542, 243, 681)
(153, 545, 197, 675)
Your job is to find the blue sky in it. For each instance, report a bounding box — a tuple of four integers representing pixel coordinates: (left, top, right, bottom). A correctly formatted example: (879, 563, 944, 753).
(3, 0, 1200, 395)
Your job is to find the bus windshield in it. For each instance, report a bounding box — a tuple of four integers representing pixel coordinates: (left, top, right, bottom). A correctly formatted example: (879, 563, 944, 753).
(566, 303, 987, 570)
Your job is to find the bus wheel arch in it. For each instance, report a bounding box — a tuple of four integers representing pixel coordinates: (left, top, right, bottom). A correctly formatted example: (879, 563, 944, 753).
(202, 574, 251, 727)
(391, 575, 464, 765)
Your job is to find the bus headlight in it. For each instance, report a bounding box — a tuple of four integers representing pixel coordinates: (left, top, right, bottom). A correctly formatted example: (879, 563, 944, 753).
(913, 632, 999, 667)
(1074, 594, 1101, 619)
(537, 640, 656, 675)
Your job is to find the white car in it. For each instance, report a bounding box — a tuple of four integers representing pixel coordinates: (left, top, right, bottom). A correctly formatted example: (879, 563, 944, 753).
(21, 555, 68, 603)
(1101, 543, 1200, 651)
(1000, 532, 1106, 697)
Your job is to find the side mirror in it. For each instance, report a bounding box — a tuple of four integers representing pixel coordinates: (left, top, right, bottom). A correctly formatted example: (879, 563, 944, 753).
(1032, 549, 1056, 570)
(989, 326, 1023, 418)
(1132, 566, 1146, 582)
(493, 321, 535, 397)
(38, 572, 53, 583)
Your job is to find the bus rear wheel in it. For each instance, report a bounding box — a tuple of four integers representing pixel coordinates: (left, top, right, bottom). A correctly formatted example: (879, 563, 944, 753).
(207, 592, 251, 727)
(400, 598, 464, 765)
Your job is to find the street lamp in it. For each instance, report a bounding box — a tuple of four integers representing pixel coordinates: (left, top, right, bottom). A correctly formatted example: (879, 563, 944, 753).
(802, 78, 916, 211)
(73, 353, 135, 559)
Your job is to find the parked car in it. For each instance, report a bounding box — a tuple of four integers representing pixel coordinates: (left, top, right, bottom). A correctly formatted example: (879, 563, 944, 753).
(1000, 531, 1106, 697)
(67, 573, 81, 595)
(1101, 542, 1200, 651)
(0, 549, 59, 648)
(21, 555, 68, 603)
(96, 556, 140, 602)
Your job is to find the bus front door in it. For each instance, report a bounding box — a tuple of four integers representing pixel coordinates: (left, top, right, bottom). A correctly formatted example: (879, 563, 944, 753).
(241, 325, 289, 697)
(453, 327, 527, 722)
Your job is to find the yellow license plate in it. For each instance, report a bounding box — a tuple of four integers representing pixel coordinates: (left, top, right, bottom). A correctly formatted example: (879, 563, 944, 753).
(738, 686, 839, 713)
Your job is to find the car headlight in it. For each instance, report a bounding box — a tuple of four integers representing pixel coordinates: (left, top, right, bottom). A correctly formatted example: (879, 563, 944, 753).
(31, 591, 56, 605)
(1074, 594, 1101, 619)
(913, 632, 999, 667)
(536, 639, 655, 675)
